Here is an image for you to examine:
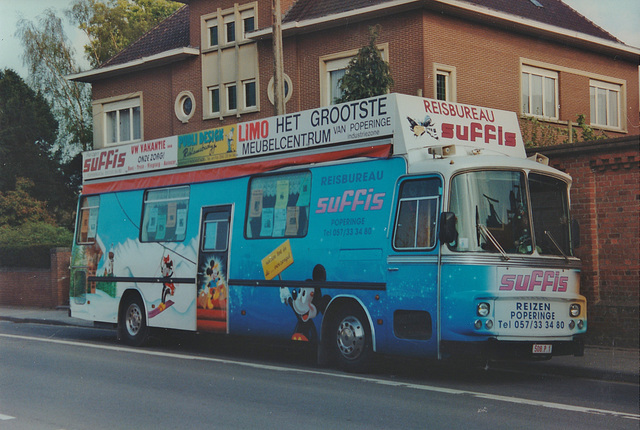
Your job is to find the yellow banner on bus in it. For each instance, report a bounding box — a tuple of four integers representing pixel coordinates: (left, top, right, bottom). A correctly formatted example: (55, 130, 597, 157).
(262, 240, 293, 280)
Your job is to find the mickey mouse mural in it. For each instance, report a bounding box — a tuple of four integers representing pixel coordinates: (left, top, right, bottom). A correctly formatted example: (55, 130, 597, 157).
(280, 264, 331, 342)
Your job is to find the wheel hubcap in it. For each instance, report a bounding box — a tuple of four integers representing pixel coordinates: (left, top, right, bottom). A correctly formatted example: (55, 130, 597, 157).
(336, 316, 365, 360)
(126, 304, 142, 336)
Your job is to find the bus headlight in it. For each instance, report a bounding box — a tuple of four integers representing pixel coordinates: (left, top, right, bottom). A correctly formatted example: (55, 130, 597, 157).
(477, 302, 490, 317)
(569, 304, 581, 317)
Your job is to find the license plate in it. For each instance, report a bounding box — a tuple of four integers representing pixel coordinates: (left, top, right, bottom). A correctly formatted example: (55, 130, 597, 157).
(533, 344, 552, 354)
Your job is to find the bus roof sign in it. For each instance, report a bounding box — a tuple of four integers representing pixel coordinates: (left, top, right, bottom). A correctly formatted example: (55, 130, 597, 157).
(81, 94, 526, 183)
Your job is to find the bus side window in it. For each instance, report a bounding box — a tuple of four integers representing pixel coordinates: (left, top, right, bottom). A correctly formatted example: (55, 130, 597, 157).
(393, 178, 440, 250)
(77, 196, 100, 244)
(141, 186, 190, 242)
(246, 171, 311, 239)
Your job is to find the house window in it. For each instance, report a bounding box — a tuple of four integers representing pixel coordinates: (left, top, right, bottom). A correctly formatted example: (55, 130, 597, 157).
(201, 4, 258, 119)
(436, 73, 448, 100)
(225, 18, 235, 44)
(434, 64, 456, 102)
(320, 45, 388, 106)
(209, 87, 220, 115)
(321, 56, 351, 105)
(267, 74, 292, 105)
(590, 80, 620, 128)
(226, 83, 237, 111)
(175, 91, 196, 123)
(208, 21, 218, 47)
(242, 9, 255, 39)
(244, 80, 257, 109)
(104, 98, 141, 145)
(521, 65, 558, 119)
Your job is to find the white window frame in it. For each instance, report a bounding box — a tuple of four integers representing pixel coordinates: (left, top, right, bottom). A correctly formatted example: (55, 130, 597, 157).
(433, 63, 457, 102)
(243, 79, 257, 110)
(103, 97, 142, 146)
(224, 14, 236, 44)
(521, 65, 559, 120)
(590, 79, 621, 129)
(241, 9, 255, 40)
(226, 83, 237, 113)
(267, 74, 293, 105)
(201, 3, 258, 119)
(319, 44, 389, 106)
(208, 86, 221, 115)
(207, 19, 219, 48)
(174, 91, 196, 124)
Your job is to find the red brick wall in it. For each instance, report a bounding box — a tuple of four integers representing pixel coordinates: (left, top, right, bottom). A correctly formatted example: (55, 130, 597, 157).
(530, 136, 639, 347)
(0, 248, 70, 308)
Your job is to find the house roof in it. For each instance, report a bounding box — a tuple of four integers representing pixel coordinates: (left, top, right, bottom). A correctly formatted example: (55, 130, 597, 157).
(100, 4, 191, 68)
(284, 0, 620, 43)
(69, 0, 637, 82)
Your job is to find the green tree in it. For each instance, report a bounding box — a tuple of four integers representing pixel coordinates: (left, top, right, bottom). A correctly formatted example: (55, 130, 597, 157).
(69, 0, 182, 68)
(16, 9, 93, 159)
(0, 70, 60, 197)
(336, 26, 394, 103)
(0, 178, 73, 261)
(0, 178, 56, 227)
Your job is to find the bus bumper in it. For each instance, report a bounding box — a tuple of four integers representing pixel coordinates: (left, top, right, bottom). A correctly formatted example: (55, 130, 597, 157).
(441, 336, 585, 361)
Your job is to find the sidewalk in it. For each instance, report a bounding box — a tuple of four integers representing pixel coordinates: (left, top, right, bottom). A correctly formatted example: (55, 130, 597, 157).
(0, 306, 637, 383)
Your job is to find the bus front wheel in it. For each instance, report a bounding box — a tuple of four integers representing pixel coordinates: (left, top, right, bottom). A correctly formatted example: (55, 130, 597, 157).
(329, 305, 373, 372)
(119, 295, 148, 347)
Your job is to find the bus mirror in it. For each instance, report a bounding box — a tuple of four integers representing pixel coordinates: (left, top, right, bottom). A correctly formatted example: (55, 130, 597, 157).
(440, 212, 457, 244)
(571, 219, 580, 249)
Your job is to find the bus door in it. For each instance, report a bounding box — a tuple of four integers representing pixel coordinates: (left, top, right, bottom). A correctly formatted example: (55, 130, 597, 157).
(196, 205, 232, 333)
(385, 176, 442, 356)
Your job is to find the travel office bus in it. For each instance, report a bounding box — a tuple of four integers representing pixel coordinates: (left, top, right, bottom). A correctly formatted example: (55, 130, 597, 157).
(70, 93, 586, 371)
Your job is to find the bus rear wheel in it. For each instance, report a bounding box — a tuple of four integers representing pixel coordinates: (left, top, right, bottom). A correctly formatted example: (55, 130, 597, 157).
(119, 295, 148, 347)
(329, 305, 373, 372)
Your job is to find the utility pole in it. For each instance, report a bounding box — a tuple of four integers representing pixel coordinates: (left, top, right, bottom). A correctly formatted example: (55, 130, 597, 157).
(272, 0, 285, 115)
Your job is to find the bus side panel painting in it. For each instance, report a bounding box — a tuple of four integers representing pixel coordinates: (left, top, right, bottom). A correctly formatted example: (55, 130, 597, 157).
(227, 158, 406, 345)
(71, 189, 199, 332)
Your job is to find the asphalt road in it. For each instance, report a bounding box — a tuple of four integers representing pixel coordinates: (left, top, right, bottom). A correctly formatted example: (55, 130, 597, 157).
(0, 322, 638, 429)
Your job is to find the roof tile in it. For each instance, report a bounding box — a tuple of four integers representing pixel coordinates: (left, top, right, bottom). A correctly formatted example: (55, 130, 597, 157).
(100, 5, 191, 68)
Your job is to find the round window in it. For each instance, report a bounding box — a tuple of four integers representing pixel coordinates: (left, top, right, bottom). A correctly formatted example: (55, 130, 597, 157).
(174, 91, 196, 123)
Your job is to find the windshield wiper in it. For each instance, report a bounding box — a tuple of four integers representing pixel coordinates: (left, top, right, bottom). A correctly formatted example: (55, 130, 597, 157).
(477, 224, 510, 261)
(544, 230, 569, 263)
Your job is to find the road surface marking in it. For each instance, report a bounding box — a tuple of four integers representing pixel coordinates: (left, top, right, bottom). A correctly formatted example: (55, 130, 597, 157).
(1, 332, 638, 421)
(0, 413, 16, 420)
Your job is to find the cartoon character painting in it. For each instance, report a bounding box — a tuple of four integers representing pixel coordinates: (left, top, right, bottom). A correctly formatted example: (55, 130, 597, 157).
(197, 257, 228, 332)
(149, 254, 176, 318)
(407, 115, 438, 140)
(280, 264, 331, 342)
(197, 259, 227, 310)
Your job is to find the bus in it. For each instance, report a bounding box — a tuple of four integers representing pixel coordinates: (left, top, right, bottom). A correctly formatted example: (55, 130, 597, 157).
(70, 93, 586, 371)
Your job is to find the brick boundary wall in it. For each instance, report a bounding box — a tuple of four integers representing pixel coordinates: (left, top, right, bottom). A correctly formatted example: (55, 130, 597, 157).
(0, 248, 70, 308)
(529, 135, 639, 348)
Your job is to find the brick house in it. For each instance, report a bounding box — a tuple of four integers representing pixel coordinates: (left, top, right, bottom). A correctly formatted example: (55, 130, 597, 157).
(69, 0, 639, 149)
(68, 0, 639, 346)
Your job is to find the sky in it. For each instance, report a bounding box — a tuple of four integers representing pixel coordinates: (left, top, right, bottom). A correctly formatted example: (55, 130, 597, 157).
(0, 0, 639, 79)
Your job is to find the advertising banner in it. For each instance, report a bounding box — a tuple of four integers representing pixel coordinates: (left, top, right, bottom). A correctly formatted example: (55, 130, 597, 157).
(235, 96, 394, 160)
(394, 94, 526, 158)
(82, 136, 178, 180)
(177, 124, 238, 166)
